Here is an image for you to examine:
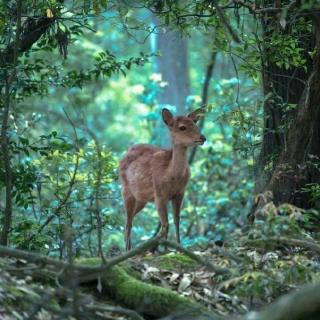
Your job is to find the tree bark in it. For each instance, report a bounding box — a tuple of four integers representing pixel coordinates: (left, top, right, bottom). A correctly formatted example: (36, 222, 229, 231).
(0, 17, 54, 67)
(243, 282, 320, 320)
(155, 26, 190, 115)
(153, 19, 190, 147)
(0, 76, 13, 245)
(253, 2, 320, 209)
(262, 14, 320, 206)
(255, 2, 315, 195)
(0, 7, 55, 244)
(0, 0, 22, 245)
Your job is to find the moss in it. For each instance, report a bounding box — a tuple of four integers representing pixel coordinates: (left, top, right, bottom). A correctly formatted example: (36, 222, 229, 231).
(144, 252, 198, 271)
(78, 258, 207, 318)
(77, 257, 101, 266)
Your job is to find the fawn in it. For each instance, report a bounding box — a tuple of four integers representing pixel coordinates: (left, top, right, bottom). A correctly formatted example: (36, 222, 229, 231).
(120, 108, 206, 250)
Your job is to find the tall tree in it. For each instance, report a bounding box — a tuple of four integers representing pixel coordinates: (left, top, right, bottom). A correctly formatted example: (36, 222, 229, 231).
(263, 13, 320, 207)
(256, 1, 315, 197)
(255, 4, 320, 208)
(153, 21, 190, 147)
(155, 25, 190, 115)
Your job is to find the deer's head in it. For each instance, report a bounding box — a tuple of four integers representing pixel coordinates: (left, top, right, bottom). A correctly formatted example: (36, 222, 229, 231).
(162, 108, 206, 147)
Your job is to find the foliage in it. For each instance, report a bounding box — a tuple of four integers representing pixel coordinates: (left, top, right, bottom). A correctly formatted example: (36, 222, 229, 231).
(1, 1, 320, 319)
(0, 1, 318, 278)
(2, 0, 319, 254)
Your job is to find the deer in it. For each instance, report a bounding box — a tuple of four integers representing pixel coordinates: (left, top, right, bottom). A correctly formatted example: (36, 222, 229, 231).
(119, 108, 206, 251)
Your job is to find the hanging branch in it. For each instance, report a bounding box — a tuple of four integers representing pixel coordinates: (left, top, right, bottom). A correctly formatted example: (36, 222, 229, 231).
(210, 0, 241, 43)
(189, 50, 217, 165)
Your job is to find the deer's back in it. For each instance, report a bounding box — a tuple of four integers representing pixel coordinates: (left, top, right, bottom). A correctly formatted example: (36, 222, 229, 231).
(120, 144, 168, 202)
(120, 144, 190, 202)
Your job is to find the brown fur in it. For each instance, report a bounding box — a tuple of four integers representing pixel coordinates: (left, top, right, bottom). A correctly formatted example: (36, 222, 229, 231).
(120, 108, 205, 250)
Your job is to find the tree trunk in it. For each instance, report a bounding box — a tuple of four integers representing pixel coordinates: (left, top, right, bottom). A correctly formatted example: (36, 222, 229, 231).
(0, 76, 13, 245)
(254, 1, 320, 209)
(155, 26, 190, 115)
(0, 6, 55, 244)
(263, 15, 320, 206)
(0, 0, 22, 245)
(255, 2, 315, 194)
(153, 21, 190, 147)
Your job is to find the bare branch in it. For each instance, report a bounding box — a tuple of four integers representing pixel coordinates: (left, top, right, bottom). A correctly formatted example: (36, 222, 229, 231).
(210, 0, 241, 43)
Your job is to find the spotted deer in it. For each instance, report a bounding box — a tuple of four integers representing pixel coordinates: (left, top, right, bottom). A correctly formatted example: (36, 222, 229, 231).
(120, 108, 206, 250)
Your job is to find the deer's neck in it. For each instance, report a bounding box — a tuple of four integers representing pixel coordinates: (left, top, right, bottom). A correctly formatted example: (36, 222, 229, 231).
(170, 144, 188, 177)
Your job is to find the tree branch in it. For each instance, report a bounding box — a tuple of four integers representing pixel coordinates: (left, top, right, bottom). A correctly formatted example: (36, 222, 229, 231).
(0, 16, 54, 67)
(210, 0, 241, 43)
(189, 50, 216, 165)
(243, 282, 320, 320)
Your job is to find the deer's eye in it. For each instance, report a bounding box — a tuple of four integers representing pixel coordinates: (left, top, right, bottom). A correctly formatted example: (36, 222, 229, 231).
(179, 126, 186, 131)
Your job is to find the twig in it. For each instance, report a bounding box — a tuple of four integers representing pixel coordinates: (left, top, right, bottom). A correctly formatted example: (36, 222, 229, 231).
(81, 124, 106, 263)
(28, 110, 80, 244)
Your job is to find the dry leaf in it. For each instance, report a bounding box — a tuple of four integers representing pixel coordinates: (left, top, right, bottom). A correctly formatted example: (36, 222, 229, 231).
(168, 272, 180, 283)
(142, 264, 160, 280)
(178, 274, 192, 292)
(203, 287, 213, 297)
(46, 8, 54, 18)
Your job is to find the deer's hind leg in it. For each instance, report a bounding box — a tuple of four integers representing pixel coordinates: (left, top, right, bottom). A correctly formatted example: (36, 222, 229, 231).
(123, 188, 146, 251)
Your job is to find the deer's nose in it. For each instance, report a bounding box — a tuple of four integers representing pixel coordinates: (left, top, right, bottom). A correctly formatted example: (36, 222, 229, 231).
(200, 134, 206, 142)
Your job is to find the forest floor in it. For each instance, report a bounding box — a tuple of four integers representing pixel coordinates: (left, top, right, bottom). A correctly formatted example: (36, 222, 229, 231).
(1, 208, 320, 320)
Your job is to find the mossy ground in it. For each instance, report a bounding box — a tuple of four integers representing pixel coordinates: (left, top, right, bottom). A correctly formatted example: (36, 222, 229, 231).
(142, 252, 198, 271)
(78, 257, 207, 318)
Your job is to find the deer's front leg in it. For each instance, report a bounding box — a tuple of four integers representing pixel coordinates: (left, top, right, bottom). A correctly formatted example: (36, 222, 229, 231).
(172, 193, 184, 244)
(155, 196, 169, 239)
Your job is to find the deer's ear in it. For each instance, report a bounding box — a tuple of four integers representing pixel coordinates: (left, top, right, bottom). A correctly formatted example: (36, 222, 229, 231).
(162, 108, 174, 127)
(187, 108, 204, 123)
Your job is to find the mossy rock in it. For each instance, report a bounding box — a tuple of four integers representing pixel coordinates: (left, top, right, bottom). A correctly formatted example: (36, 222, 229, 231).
(143, 252, 198, 271)
(78, 258, 216, 318)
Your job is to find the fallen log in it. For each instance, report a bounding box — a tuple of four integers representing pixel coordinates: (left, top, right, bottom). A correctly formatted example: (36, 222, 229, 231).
(79, 258, 220, 319)
(243, 282, 320, 320)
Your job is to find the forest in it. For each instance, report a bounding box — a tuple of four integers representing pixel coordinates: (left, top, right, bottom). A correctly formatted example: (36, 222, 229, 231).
(0, 0, 320, 319)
